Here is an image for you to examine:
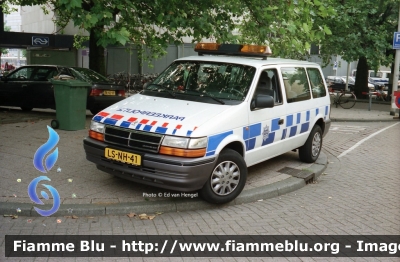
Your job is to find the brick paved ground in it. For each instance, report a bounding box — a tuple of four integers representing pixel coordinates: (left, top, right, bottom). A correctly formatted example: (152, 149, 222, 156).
(1, 121, 399, 261)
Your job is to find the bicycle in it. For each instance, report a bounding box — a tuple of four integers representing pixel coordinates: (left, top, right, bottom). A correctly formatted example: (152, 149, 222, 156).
(329, 88, 357, 109)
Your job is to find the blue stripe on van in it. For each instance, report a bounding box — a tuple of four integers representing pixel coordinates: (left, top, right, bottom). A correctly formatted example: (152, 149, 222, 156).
(155, 127, 168, 134)
(262, 132, 275, 146)
(306, 111, 310, 121)
(289, 126, 297, 137)
(281, 129, 287, 140)
(120, 121, 131, 128)
(103, 118, 118, 125)
(93, 116, 103, 122)
(245, 137, 256, 151)
(206, 151, 216, 156)
(207, 131, 233, 152)
(271, 118, 280, 131)
(297, 113, 301, 124)
(143, 125, 152, 131)
(286, 115, 293, 127)
(242, 123, 261, 140)
(300, 122, 310, 133)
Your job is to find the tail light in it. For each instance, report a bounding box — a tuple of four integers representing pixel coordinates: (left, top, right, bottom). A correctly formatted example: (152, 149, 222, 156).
(118, 90, 125, 97)
(90, 89, 103, 96)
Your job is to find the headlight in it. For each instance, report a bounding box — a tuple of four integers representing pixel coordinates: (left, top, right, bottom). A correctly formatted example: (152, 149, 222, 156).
(90, 121, 105, 133)
(160, 136, 207, 158)
(162, 136, 189, 148)
(188, 137, 208, 149)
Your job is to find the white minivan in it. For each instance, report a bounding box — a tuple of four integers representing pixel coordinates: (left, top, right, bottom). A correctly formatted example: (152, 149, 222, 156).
(84, 43, 331, 204)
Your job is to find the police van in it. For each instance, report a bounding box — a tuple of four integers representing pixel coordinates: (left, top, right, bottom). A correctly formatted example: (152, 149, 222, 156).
(84, 43, 331, 204)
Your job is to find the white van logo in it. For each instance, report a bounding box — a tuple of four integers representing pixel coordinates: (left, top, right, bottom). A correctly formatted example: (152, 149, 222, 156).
(263, 125, 270, 141)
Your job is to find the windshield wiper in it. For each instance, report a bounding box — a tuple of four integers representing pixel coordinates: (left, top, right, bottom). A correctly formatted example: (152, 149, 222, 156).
(187, 89, 225, 104)
(147, 84, 176, 98)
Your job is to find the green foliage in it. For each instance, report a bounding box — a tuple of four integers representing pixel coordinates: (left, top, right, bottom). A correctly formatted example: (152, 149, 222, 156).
(238, 0, 336, 59)
(319, 0, 398, 69)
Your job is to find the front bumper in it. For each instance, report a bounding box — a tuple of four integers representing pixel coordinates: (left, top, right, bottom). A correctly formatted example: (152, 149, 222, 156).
(83, 137, 217, 192)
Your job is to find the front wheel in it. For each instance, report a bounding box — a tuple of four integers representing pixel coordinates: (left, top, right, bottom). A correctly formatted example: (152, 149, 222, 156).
(199, 149, 247, 204)
(298, 125, 322, 163)
(339, 92, 356, 109)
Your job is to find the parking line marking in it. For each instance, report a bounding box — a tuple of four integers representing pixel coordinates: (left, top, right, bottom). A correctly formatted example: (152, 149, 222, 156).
(338, 122, 400, 158)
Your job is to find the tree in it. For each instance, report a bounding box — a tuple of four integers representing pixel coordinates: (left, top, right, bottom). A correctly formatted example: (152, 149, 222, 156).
(2, 0, 339, 76)
(319, 0, 398, 97)
(3, 0, 246, 75)
(238, 0, 335, 59)
(0, 23, 11, 67)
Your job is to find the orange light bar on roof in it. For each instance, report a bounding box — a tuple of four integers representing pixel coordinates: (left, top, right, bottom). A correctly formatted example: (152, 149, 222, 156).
(241, 45, 272, 55)
(194, 43, 220, 51)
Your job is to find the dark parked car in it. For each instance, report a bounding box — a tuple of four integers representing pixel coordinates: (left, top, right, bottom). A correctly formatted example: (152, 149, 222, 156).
(0, 65, 126, 115)
(326, 76, 375, 92)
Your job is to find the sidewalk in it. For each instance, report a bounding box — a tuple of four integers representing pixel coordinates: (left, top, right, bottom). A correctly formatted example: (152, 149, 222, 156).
(0, 100, 397, 217)
(330, 100, 399, 122)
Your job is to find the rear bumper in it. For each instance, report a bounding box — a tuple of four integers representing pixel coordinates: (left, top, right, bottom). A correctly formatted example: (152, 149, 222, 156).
(83, 137, 217, 192)
(86, 96, 125, 110)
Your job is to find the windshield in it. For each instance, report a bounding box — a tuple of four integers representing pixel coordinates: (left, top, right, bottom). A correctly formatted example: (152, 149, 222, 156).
(144, 61, 256, 103)
(70, 67, 110, 83)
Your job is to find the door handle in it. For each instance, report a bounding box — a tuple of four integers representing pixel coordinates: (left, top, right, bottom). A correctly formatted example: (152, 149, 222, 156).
(22, 85, 28, 88)
(278, 119, 284, 125)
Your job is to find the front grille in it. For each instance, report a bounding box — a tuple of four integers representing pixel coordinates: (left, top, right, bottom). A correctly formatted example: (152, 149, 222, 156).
(104, 126, 163, 153)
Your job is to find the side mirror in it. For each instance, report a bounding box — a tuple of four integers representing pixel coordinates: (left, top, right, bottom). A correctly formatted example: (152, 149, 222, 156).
(251, 94, 274, 110)
(143, 82, 149, 89)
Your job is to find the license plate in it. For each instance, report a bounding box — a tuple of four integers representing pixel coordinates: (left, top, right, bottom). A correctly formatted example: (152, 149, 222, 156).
(103, 90, 116, 95)
(105, 148, 141, 166)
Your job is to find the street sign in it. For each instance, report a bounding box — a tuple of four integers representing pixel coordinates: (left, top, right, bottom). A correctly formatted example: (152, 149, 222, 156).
(32, 36, 50, 47)
(333, 61, 337, 71)
(393, 32, 400, 49)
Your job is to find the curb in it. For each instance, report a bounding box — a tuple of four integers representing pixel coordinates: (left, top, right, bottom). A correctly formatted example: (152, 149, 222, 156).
(0, 153, 328, 217)
(331, 118, 399, 122)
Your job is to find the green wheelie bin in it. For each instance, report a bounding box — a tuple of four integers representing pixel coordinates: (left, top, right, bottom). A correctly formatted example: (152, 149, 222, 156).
(50, 79, 91, 131)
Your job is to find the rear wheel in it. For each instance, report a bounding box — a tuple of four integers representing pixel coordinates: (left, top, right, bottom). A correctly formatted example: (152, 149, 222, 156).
(21, 107, 33, 111)
(298, 125, 322, 163)
(199, 149, 247, 204)
(339, 92, 356, 109)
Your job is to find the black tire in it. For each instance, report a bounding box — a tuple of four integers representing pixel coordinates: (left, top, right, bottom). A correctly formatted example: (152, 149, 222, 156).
(199, 149, 247, 204)
(50, 119, 59, 129)
(338, 92, 356, 109)
(20, 107, 33, 111)
(298, 125, 323, 163)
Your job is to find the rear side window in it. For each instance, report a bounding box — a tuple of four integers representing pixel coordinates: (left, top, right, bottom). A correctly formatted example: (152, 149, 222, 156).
(281, 67, 311, 103)
(32, 68, 58, 81)
(7, 67, 35, 80)
(307, 68, 326, 98)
